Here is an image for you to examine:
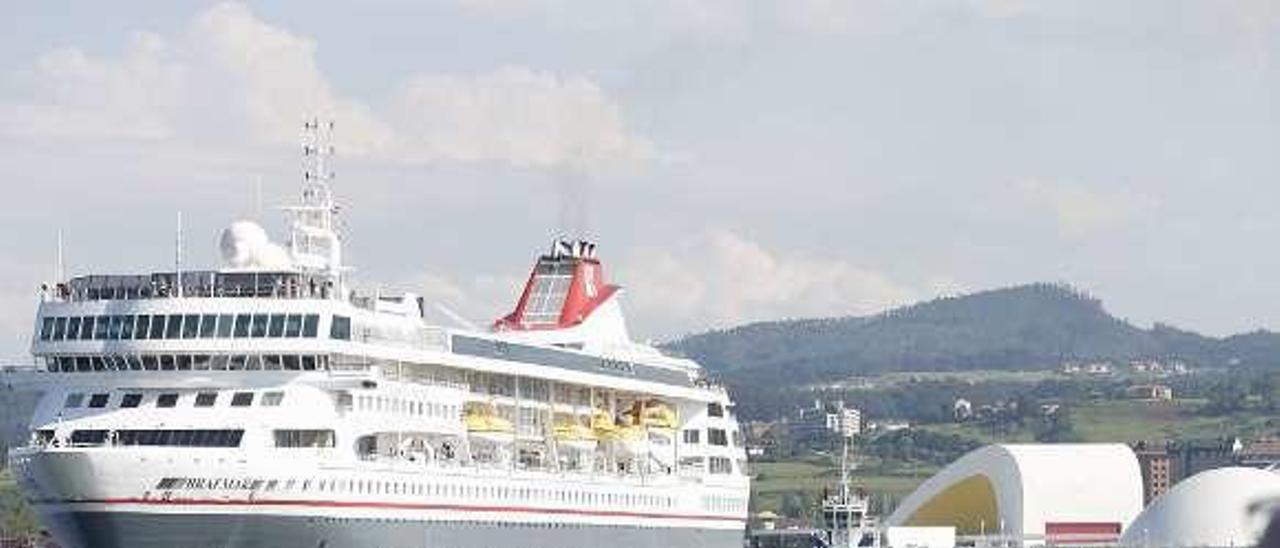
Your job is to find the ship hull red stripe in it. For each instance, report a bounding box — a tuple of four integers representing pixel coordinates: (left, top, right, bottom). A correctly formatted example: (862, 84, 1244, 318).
(49, 498, 747, 523)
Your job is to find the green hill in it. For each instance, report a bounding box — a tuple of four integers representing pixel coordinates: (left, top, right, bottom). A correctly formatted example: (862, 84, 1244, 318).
(666, 283, 1280, 380)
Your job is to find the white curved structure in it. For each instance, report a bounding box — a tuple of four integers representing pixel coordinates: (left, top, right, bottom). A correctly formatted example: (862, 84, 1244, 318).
(1120, 467, 1280, 547)
(886, 444, 1143, 542)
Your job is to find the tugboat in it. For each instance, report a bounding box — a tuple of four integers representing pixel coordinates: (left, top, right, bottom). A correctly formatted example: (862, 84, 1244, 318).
(819, 438, 878, 548)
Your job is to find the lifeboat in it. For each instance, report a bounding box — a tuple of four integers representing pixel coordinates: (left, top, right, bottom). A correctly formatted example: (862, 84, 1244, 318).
(590, 409, 618, 437)
(464, 402, 514, 439)
(623, 400, 678, 430)
(554, 419, 598, 451)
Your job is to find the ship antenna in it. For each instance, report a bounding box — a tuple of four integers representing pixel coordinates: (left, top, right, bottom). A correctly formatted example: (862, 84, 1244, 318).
(175, 211, 184, 298)
(290, 118, 344, 294)
(55, 229, 65, 283)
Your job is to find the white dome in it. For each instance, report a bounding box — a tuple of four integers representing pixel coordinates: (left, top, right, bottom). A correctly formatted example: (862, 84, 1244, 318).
(218, 220, 293, 270)
(1120, 467, 1280, 547)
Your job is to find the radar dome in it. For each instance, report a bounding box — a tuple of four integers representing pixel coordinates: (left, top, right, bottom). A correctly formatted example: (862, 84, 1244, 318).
(219, 220, 293, 270)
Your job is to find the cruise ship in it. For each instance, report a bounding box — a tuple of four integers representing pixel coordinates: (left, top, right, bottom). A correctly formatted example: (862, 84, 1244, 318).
(7, 124, 750, 548)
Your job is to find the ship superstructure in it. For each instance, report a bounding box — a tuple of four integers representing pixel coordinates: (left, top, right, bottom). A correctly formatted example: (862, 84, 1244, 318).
(8, 124, 749, 548)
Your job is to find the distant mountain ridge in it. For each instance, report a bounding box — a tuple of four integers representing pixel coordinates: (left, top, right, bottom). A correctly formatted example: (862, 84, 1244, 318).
(665, 283, 1280, 379)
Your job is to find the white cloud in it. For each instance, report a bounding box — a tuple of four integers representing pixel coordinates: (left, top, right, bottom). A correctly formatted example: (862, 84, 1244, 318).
(390, 67, 652, 170)
(0, 2, 648, 170)
(190, 2, 395, 155)
(1019, 180, 1150, 238)
(0, 31, 185, 140)
(617, 230, 920, 336)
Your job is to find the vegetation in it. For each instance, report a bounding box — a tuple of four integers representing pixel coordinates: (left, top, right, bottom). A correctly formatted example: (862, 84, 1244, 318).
(750, 457, 936, 519)
(0, 469, 39, 539)
(668, 283, 1280, 386)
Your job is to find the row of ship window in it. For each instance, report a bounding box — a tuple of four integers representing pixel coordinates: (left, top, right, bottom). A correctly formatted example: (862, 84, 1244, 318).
(149, 475, 749, 514)
(38, 313, 324, 342)
(45, 354, 329, 372)
(354, 394, 460, 421)
(63, 389, 285, 410)
(50, 428, 335, 449)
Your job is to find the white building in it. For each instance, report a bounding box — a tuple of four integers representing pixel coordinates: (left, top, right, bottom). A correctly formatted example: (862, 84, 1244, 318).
(1120, 467, 1280, 548)
(886, 444, 1143, 544)
(824, 403, 862, 437)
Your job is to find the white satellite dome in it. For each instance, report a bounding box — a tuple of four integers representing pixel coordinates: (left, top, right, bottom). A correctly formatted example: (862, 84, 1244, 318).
(219, 220, 293, 270)
(1120, 467, 1280, 547)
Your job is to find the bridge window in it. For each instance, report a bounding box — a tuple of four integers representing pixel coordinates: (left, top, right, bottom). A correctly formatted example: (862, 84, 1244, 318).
(233, 314, 250, 338)
(119, 315, 135, 339)
(302, 314, 319, 337)
(132, 315, 149, 340)
(148, 315, 166, 339)
(121, 393, 142, 408)
(159, 355, 175, 371)
(94, 316, 111, 340)
(103, 316, 120, 340)
(230, 392, 254, 407)
(216, 314, 234, 338)
(88, 393, 110, 408)
(199, 314, 217, 338)
(141, 355, 158, 371)
(64, 393, 84, 408)
(284, 314, 302, 337)
(66, 317, 82, 340)
(251, 314, 269, 338)
(182, 314, 200, 339)
(40, 318, 54, 341)
(163, 315, 182, 339)
(274, 429, 334, 448)
(330, 315, 351, 340)
(268, 314, 285, 337)
(195, 392, 217, 407)
(157, 393, 179, 408)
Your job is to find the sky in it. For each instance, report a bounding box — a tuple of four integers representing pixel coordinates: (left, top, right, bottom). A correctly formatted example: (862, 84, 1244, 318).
(0, 1, 1278, 358)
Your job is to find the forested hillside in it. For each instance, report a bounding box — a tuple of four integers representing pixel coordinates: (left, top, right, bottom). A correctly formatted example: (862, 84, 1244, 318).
(667, 283, 1280, 381)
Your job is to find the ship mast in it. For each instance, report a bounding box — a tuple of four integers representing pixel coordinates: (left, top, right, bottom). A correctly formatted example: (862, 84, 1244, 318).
(286, 119, 344, 297)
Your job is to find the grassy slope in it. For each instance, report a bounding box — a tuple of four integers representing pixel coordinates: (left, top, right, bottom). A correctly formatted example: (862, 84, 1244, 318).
(751, 459, 938, 516)
(920, 400, 1278, 444)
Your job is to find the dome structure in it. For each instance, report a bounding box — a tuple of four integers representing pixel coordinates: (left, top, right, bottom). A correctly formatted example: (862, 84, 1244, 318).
(1120, 467, 1280, 548)
(218, 220, 293, 270)
(886, 444, 1143, 543)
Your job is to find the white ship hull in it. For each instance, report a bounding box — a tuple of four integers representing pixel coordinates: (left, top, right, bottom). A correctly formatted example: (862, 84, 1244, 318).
(14, 440, 745, 548)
